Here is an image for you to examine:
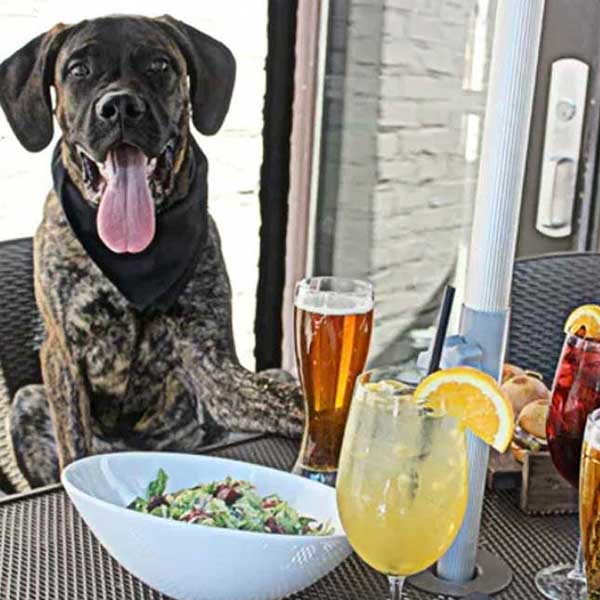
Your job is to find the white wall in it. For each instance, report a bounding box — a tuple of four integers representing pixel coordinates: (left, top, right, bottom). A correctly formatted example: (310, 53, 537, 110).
(0, 0, 267, 369)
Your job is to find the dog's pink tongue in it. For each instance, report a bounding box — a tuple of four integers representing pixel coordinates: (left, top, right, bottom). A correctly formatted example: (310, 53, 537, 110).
(97, 145, 155, 254)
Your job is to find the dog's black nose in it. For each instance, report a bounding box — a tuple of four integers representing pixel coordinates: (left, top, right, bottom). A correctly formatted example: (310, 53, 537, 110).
(96, 92, 147, 123)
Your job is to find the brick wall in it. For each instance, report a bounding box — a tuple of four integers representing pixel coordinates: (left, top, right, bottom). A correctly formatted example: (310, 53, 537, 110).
(317, 0, 495, 364)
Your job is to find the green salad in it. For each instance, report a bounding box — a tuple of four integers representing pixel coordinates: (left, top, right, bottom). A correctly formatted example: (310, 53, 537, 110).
(128, 469, 334, 536)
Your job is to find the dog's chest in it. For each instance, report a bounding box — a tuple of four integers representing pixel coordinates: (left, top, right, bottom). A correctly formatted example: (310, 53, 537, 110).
(40, 247, 178, 413)
(88, 313, 179, 430)
(36, 195, 230, 435)
(71, 293, 176, 402)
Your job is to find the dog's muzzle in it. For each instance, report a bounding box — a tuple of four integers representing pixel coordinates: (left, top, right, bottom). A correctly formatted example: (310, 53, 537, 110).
(75, 91, 177, 254)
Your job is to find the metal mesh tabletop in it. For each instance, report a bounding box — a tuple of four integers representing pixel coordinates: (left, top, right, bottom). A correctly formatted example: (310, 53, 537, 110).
(0, 436, 578, 599)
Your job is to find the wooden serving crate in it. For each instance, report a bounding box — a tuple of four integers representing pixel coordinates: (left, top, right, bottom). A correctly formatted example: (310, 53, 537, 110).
(487, 449, 578, 515)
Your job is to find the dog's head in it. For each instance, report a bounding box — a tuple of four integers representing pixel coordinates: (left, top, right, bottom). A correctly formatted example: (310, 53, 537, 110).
(0, 15, 235, 253)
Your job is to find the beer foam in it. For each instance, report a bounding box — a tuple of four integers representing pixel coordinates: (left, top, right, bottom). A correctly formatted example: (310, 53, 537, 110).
(295, 289, 373, 315)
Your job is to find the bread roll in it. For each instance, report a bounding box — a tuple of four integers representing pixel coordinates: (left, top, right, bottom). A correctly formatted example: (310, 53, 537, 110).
(517, 399, 549, 440)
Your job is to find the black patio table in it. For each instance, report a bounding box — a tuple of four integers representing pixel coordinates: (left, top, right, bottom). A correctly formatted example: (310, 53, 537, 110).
(0, 435, 577, 599)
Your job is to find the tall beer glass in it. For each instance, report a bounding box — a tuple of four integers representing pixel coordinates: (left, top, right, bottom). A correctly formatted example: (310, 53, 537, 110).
(293, 276, 374, 485)
(580, 408, 600, 599)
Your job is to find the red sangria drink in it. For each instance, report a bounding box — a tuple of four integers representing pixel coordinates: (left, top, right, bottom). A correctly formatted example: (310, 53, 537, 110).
(547, 334, 600, 488)
(536, 331, 600, 600)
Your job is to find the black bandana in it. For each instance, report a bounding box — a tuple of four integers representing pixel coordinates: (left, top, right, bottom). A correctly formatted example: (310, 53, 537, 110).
(52, 138, 208, 313)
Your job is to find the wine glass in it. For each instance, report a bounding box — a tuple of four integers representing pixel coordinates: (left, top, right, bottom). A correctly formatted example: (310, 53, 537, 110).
(336, 367, 468, 598)
(536, 333, 600, 599)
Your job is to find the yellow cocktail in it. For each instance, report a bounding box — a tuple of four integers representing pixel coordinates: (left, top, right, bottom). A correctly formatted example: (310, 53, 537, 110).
(336, 368, 468, 598)
(337, 366, 515, 598)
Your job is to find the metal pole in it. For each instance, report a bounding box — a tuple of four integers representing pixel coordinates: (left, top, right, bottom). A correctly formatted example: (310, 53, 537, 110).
(436, 0, 545, 583)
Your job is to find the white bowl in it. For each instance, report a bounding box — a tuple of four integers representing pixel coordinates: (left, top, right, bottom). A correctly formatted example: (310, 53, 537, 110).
(62, 452, 351, 600)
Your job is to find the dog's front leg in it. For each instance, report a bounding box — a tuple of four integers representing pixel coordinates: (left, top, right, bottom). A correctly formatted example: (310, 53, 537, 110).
(40, 332, 93, 470)
(179, 341, 304, 438)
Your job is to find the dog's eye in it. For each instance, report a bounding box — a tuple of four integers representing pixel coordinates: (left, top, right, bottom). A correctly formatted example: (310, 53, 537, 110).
(148, 58, 170, 74)
(68, 63, 90, 78)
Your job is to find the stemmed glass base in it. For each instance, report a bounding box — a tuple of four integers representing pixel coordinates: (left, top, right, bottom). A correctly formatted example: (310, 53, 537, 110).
(535, 565, 587, 600)
(388, 576, 405, 600)
(535, 543, 587, 600)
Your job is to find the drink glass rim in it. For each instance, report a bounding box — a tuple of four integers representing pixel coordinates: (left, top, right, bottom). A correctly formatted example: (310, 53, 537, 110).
(565, 331, 600, 347)
(294, 276, 374, 314)
(295, 276, 373, 295)
(357, 365, 416, 386)
(585, 408, 600, 450)
(355, 366, 450, 421)
(589, 408, 600, 425)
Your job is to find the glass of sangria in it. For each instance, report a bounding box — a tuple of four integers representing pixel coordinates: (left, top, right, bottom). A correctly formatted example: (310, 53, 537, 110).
(535, 330, 600, 599)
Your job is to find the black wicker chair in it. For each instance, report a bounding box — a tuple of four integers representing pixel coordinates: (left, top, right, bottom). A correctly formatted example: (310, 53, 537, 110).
(0, 238, 44, 397)
(0, 237, 44, 493)
(507, 252, 600, 386)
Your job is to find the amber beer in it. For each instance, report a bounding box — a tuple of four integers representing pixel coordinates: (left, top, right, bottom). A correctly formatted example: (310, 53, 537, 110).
(293, 277, 373, 484)
(580, 410, 600, 599)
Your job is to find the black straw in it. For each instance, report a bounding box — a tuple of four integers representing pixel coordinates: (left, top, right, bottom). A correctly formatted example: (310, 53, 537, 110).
(427, 285, 456, 375)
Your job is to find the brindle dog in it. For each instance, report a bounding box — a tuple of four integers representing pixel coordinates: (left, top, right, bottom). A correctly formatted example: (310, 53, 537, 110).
(0, 15, 304, 488)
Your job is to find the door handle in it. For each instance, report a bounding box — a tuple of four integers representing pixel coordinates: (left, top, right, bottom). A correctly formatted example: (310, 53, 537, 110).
(536, 58, 589, 238)
(542, 156, 576, 229)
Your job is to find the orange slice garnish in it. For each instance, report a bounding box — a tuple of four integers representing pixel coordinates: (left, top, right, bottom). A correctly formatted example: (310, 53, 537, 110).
(564, 305, 600, 338)
(415, 366, 514, 452)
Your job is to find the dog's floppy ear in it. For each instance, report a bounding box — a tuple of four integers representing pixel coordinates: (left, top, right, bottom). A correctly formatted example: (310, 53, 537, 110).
(0, 23, 72, 152)
(156, 15, 236, 135)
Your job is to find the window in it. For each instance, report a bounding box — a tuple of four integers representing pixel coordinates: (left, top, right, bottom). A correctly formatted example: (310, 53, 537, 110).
(0, 0, 266, 369)
(309, 0, 496, 366)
